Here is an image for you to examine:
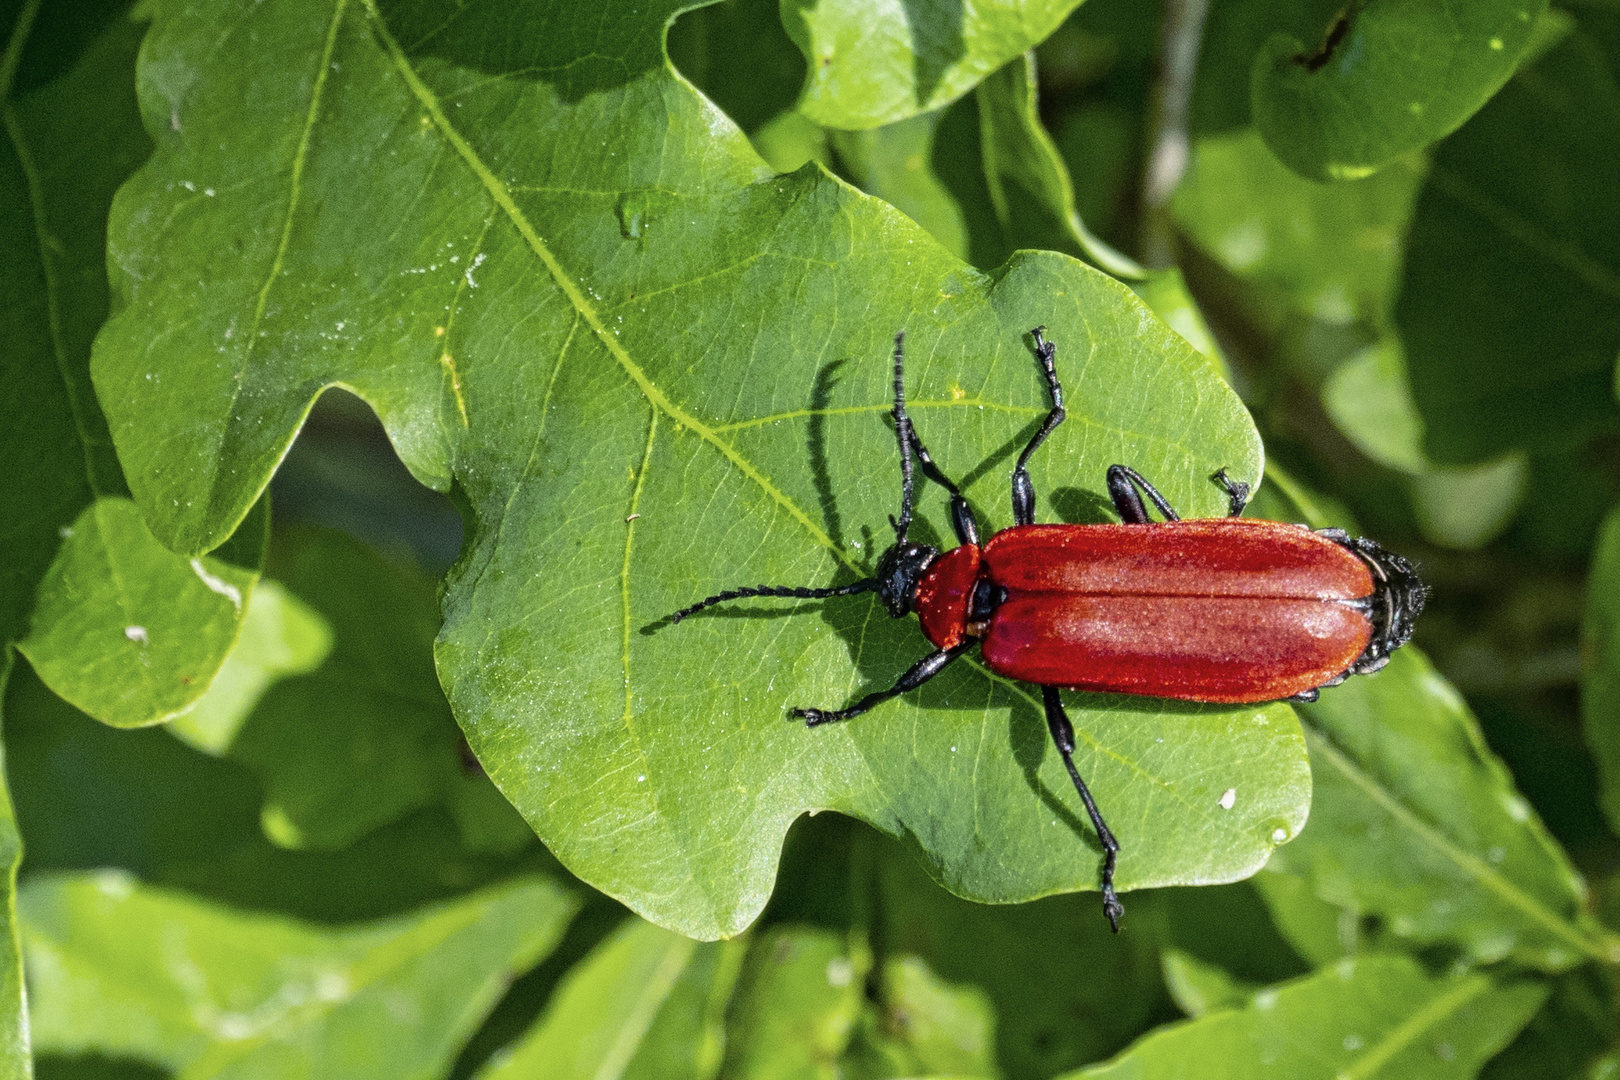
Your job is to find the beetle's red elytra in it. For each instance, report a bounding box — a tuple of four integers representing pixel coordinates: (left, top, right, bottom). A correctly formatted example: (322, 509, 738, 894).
(667, 329, 1425, 931)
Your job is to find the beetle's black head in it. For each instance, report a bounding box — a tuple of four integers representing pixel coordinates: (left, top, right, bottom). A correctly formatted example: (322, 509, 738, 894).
(874, 541, 939, 618)
(1341, 534, 1428, 677)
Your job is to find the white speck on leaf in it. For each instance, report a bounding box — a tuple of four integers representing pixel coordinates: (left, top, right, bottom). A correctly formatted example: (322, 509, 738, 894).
(465, 252, 487, 288)
(125, 625, 149, 644)
(1218, 788, 1236, 810)
(825, 957, 853, 987)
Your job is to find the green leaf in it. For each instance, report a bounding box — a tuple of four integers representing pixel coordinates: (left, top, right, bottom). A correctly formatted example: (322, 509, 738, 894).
(0, 1, 138, 649)
(18, 497, 260, 728)
(1159, 950, 1251, 1019)
(0, 656, 32, 1080)
(975, 52, 1145, 280)
(783, 0, 1084, 130)
(719, 924, 869, 1080)
(225, 528, 477, 852)
(1173, 127, 1424, 333)
(1250, 869, 1353, 968)
(22, 871, 579, 1079)
(827, 110, 972, 260)
(858, 954, 998, 1078)
(873, 832, 1162, 1079)
(1275, 648, 1613, 970)
(622, 937, 746, 1080)
(168, 579, 333, 755)
(1321, 343, 1527, 550)
(6, 659, 539, 924)
(1251, 0, 1549, 181)
(476, 918, 700, 1080)
(97, 0, 1291, 938)
(1582, 505, 1620, 837)
(3, 5, 259, 729)
(1397, 33, 1620, 464)
(1071, 955, 1548, 1080)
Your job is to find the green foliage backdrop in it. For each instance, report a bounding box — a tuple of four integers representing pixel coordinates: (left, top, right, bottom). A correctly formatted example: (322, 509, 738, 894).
(4, 0, 1620, 1076)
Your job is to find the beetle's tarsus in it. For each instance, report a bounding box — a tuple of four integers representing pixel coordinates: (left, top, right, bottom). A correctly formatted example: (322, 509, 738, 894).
(1212, 468, 1251, 518)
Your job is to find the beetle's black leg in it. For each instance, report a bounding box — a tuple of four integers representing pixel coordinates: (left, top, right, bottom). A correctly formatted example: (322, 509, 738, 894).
(906, 428, 980, 547)
(1042, 686, 1123, 932)
(1212, 468, 1251, 518)
(1106, 464, 1181, 525)
(890, 331, 980, 546)
(1285, 689, 1319, 704)
(792, 641, 974, 726)
(666, 580, 875, 623)
(1012, 327, 1067, 526)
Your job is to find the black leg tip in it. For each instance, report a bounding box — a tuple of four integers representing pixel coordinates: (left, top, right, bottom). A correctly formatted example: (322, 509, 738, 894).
(1103, 891, 1124, 933)
(791, 708, 830, 726)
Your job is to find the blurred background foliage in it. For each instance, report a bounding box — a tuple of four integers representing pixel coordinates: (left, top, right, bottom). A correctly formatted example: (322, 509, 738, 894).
(6, 0, 1620, 1076)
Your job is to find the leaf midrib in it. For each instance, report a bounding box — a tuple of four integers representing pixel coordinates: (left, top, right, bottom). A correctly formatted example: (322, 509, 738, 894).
(359, 0, 862, 585)
(1306, 726, 1615, 962)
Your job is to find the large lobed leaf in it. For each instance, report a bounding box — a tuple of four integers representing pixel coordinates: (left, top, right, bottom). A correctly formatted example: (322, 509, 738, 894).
(92, 0, 1302, 938)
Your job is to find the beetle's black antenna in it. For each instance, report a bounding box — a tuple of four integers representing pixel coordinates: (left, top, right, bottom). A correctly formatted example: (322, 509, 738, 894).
(667, 580, 875, 624)
(889, 332, 917, 544)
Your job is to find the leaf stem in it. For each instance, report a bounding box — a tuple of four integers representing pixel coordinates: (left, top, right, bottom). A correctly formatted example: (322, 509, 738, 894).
(1140, 0, 1210, 268)
(0, 0, 41, 104)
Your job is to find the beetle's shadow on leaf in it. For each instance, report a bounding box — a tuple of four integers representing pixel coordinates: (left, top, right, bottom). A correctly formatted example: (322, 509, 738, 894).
(1048, 486, 1118, 525)
(809, 359, 849, 553)
(955, 421, 1036, 500)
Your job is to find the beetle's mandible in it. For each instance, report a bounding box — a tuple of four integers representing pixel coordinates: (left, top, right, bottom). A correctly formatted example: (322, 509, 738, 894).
(667, 329, 1426, 931)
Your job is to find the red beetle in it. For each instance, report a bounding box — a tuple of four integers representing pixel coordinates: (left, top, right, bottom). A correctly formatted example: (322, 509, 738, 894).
(669, 330, 1425, 930)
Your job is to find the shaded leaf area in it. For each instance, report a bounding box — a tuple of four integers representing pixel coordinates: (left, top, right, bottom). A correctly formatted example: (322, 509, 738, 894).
(1170, 124, 1530, 550)
(475, 918, 736, 1080)
(220, 527, 532, 853)
(1272, 649, 1608, 970)
(499, 926, 684, 1080)
(1173, 127, 1423, 337)
(98, 0, 1289, 938)
(1251, 0, 1548, 181)
(1188, 0, 1343, 136)
(1071, 954, 1547, 1080)
(1583, 506, 1620, 835)
(5, 659, 547, 924)
(1, 3, 259, 732)
(1397, 32, 1620, 465)
(168, 579, 333, 755)
(782, 0, 1083, 130)
(21, 871, 577, 1079)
